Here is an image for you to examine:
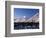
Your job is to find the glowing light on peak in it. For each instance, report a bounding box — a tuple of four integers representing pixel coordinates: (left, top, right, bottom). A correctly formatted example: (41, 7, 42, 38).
(23, 16, 26, 18)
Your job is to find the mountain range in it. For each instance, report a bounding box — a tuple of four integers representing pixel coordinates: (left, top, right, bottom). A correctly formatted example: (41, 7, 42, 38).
(14, 13, 39, 22)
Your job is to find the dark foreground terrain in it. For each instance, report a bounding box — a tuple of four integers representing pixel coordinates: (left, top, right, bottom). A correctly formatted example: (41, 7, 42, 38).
(14, 22, 39, 30)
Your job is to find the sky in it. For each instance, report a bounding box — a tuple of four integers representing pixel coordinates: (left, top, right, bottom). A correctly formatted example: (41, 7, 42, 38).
(14, 8, 39, 18)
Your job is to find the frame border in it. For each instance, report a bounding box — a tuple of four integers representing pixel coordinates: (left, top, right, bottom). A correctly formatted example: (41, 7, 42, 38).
(5, 1, 45, 37)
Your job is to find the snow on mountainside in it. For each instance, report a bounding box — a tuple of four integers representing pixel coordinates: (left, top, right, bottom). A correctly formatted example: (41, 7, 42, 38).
(14, 16, 26, 22)
(26, 13, 39, 22)
(14, 13, 39, 22)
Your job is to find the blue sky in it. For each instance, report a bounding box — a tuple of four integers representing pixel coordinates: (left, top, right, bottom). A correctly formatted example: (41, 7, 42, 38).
(14, 8, 39, 18)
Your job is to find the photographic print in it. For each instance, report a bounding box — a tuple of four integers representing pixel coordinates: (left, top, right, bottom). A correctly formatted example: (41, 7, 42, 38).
(14, 8, 39, 30)
(5, 1, 45, 37)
